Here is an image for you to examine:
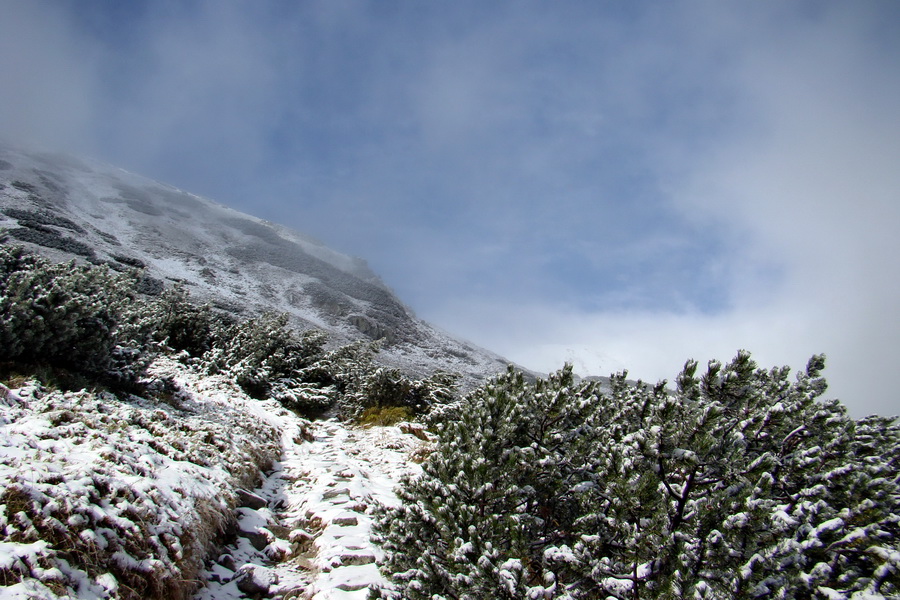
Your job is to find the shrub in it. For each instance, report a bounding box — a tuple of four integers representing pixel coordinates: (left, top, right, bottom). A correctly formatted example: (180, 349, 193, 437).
(2, 207, 87, 234)
(269, 379, 336, 417)
(7, 226, 97, 258)
(340, 367, 459, 421)
(372, 354, 900, 599)
(0, 245, 136, 374)
(142, 284, 223, 357)
(201, 314, 330, 400)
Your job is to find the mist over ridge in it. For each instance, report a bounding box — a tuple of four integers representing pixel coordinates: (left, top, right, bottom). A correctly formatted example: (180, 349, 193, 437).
(0, 142, 511, 387)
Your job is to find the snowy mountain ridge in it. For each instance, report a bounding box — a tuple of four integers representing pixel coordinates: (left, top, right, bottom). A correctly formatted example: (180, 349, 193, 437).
(0, 143, 511, 388)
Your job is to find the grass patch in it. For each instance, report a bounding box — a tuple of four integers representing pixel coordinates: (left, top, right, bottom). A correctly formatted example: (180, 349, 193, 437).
(356, 405, 412, 427)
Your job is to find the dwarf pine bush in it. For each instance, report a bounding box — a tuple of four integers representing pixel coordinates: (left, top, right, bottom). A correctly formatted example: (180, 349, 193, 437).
(200, 312, 315, 398)
(198, 313, 380, 417)
(372, 353, 900, 599)
(142, 283, 223, 357)
(371, 365, 602, 599)
(340, 367, 459, 421)
(0, 245, 138, 374)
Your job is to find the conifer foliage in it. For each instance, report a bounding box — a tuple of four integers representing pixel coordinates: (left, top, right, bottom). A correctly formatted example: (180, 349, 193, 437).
(372, 353, 900, 599)
(0, 245, 453, 420)
(0, 245, 139, 374)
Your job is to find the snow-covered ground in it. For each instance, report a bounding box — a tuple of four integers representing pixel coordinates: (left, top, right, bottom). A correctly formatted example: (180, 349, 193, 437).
(1, 357, 429, 599)
(193, 409, 428, 600)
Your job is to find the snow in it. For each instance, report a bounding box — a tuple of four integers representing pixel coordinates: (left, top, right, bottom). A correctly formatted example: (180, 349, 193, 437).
(0, 360, 285, 598)
(817, 588, 846, 600)
(180, 375, 426, 599)
(263, 418, 423, 599)
(1, 356, 427, 599)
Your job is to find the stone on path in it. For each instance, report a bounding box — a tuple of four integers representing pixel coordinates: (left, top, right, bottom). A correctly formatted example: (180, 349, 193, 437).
(236, 488, 268, 510)
(234, 564, 278, 597)
(332, 514, 359, 527)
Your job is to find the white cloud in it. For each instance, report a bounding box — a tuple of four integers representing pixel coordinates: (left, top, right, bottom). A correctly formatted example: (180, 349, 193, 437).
(433, 293, 892, 418)
(97, 2, 284, 186)
(429, 3, 900, 418)
(675, 3, 900, 416)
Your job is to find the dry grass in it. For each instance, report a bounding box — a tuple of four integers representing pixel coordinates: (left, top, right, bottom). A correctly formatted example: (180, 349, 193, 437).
(356, 405, 412, 427)
(0, 358, 283, 600)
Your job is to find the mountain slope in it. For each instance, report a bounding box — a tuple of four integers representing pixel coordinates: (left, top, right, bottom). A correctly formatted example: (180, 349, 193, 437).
(0, 144, 509, 387)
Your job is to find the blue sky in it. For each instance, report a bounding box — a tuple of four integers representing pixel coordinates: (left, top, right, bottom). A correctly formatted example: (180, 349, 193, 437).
(2, 0, 899, 416)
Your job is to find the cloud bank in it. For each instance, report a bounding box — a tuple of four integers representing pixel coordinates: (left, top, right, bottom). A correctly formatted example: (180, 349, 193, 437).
(1, 0, 898, 415)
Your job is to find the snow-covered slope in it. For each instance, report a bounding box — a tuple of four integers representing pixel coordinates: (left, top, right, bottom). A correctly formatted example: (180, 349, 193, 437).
(0, 143, 510, 388)
(1, 356, 429, 599)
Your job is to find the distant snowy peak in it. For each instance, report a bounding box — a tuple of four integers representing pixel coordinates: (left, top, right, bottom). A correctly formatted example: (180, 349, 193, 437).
(0, 143, 510, 387)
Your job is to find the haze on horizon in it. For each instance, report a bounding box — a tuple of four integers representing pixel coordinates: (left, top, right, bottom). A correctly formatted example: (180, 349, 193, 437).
(1, 0, 898, 417)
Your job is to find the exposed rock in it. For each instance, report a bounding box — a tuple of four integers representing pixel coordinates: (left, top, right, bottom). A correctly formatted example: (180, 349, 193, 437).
(234, 564, 278, 597)
(332, 514, 359, 527)
(322, 487, 349, 500)
(237, 488, 268, 510)
(339, 553, 376, 566)
(218, 553, 237, 572)
(245, 528, 272, 552)
(288, 528, 315, 558)
(268, 524, 292, 540)
(348, 314, 395, 343)
(337, 581, 371, 592)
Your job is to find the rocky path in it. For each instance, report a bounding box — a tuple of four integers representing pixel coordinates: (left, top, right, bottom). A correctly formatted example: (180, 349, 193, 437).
(194, 415, 426, 600)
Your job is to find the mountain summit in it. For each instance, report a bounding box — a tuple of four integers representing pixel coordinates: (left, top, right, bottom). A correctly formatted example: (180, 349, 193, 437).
(0, 144, 509, 386)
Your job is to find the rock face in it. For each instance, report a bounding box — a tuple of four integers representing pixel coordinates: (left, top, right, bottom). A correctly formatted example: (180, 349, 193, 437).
(0, 144, 511, 387)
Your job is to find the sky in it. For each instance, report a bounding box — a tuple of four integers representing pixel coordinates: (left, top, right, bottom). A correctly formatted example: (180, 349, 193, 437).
(1, 0, 899, 417)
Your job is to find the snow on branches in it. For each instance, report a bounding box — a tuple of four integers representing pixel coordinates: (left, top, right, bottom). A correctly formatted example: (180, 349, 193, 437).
(373, 353, 900, 599)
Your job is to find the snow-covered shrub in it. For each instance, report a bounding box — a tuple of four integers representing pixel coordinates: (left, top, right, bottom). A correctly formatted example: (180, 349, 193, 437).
(0, 245, 137, 374)
(549, 352, 900, 599)
(299, 338, 376, 390)
(1, 208, 86, 234)
(340, 367, 458, 422)
(197, 313, 385, 417)
(201, 313, 322, 399)
(6, 226, 97, 258)
(341, 368, 416, 420)
(286, 338, 377, 417)
(269, 378, 337, 417)
(371, 365, 600, 599)
(140, 284, 224, 357)
(372, 353, 900, 599)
